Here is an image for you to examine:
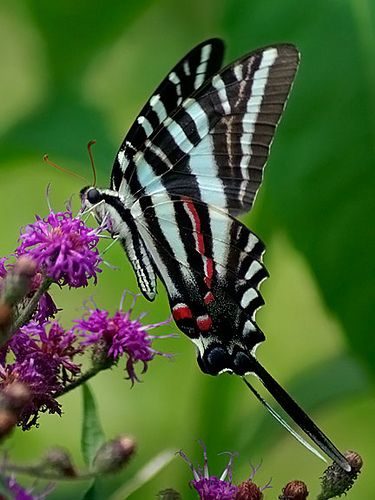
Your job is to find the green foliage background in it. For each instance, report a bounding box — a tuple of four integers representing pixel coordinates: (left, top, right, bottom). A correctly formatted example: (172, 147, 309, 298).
(0, 0, 374, 498)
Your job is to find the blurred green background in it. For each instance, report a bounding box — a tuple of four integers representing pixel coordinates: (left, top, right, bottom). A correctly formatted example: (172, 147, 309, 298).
(0, 0, 374, 498)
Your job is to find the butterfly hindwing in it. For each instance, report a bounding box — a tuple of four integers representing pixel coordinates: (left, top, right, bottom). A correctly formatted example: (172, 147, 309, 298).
(130, 193, 267, 373)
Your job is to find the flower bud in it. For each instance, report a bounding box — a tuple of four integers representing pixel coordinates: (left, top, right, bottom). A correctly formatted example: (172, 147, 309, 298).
(0, 409, 18, 439)
(235, 480, 263, 500)
(0, 303, 12, 330)
(318, 450, 363, 500)
(43, 448, 76, 477)
(345, 450, 363, 472)
(1, 382, 31, 413)
(157, 489, 182, 499)
(14, 256, 37, 278)
(0, 382, 31, 438)
(93, 436, 136, 473)
(1, 256, 37, 307)
(279, 480, 309, 499)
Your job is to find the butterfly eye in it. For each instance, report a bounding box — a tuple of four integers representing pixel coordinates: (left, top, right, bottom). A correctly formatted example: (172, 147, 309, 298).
(87, 188, 102, 205)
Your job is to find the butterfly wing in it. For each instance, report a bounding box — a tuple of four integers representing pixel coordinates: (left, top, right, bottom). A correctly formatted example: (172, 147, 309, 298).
(122, 44, 299, 215)
(111, 39, 224, 194)
(131, 192, 268, 374)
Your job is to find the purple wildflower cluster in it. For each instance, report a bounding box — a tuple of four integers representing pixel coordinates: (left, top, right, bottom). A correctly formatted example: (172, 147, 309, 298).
(75, 301, 172, 384)
(0, 209, 172, 430)
(17, 210, 102, 288)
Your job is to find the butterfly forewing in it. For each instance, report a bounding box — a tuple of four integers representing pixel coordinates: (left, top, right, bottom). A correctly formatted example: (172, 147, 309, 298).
(111, 39, 224, 195)
(125, 44, 299, 216)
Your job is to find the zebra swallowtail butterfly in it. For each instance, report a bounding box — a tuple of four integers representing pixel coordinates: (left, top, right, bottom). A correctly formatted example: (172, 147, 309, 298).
(80, 39, 350, 471)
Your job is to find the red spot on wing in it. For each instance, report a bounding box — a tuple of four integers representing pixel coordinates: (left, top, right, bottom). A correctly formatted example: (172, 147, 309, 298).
(204, 257, 214, 288)
(182, 196, 215, 290)
(183, 197, 205, 254)
(204, 291, 215, 305)
(172, 303, 193, 321)
(196, 314, 213, 332)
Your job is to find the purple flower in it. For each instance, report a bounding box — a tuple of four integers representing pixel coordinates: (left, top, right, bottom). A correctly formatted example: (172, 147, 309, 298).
(0, 317, 82, 429)
(33, 290, 59, 323)
(179, 443, 239, 500)
(0, 256, 7, 278)
(74, 296, 173, 384)
(4, 475, 54, 499)
(17, 210, 102, 288)
(10, 321, 82, 380)
(0, 359, 62, 430)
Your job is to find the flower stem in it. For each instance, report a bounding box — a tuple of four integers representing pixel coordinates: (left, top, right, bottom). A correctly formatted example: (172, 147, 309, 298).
(56, 361, 113, 398)
(11, 278, 52, 332)
(1, 463, 95, 481)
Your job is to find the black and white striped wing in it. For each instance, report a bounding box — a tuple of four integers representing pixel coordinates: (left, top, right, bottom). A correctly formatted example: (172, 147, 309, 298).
(131, 192, 268, 373)
(122, 44, 299, 215)
(111, 39, 224, 193)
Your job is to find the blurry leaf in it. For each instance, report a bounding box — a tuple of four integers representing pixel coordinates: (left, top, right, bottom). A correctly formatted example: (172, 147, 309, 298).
(0, 0, 156, 171)
(24, 0, 155, 86)
(81, 480, 101, 500)
(234, 354, 371, 454)
(223, 0, 375, 376)
(110, 450, 175, 500)
(0, 92, 114, 176)
(0, 476, 9, 497)
(81, 384, 105, 467)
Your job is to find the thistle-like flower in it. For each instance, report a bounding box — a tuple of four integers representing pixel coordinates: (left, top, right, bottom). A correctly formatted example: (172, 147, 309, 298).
(0, 359, 62, 430)
(1, 320, 83, 429)
(179, 443, 239, 500)
(17, 210, 102, 288)
(10, 321, 82, 379)
(75, 296, 173, 384)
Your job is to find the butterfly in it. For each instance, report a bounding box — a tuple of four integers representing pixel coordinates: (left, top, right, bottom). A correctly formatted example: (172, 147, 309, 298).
(80, 39, 350, 471)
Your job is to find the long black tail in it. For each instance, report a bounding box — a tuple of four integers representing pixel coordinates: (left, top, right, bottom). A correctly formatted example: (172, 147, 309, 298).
(244, 357, 351, 472)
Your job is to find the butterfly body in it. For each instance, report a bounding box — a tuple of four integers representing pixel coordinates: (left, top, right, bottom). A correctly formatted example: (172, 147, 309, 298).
(80, 39, 351, 470)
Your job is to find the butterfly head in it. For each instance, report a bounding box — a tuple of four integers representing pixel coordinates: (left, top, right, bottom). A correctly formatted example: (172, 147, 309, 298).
(80, 186, 129, 239)
(80, 186, 107, 224)
(82, 187, 103, 205)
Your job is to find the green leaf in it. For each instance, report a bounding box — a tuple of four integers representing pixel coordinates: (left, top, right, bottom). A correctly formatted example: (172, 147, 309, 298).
(110, 450, 175, 500)
(24, 0, 155, 86)
(81, 384, 106, 467)
(81, 479, 101, 500)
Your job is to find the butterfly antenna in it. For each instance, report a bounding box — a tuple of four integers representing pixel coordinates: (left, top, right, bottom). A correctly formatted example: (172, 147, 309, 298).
(243, 358, 351, 472)
(43, 155, 88, 182)
(87, 140, 97, 187)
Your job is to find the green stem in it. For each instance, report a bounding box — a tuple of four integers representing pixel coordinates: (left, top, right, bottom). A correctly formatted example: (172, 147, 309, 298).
(1, 277, 52, 347)
(1, 463, 95, 481)
(56, 361, 113, 398)
(12, 277, 52, 331)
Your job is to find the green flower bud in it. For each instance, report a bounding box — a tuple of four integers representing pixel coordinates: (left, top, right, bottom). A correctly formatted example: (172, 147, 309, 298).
(93, 436, 136, 473)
